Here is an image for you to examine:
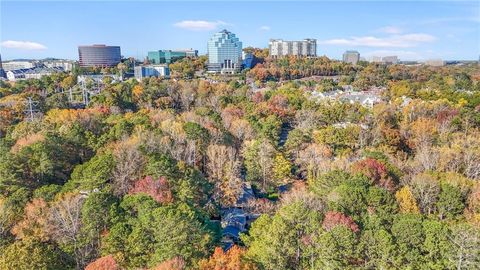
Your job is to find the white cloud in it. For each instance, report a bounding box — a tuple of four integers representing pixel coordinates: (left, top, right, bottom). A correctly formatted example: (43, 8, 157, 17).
(173, 20, 228, 31)
(259, 26, 271, 31)
(378, 26, 403, 34)
(1, 40, 47, 50)
(319, 33, 436, 48)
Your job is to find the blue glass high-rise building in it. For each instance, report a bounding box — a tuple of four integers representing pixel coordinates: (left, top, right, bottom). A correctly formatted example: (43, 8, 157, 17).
(207, 29, 242, 73)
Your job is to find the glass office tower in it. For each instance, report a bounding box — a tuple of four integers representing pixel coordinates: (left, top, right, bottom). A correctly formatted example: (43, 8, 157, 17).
(207, 29, 242, 73)
(78, 45, 121, 67)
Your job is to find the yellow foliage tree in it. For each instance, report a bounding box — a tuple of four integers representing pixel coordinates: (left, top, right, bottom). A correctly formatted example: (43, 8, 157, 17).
(272, 154, 292, 183)
(395, 186, 420, 214)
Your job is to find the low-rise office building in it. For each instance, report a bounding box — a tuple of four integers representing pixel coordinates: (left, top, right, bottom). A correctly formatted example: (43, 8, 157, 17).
(147, 49, 198, 64)
(24, 67, 64, 79)
(42, 59, 75, 71)
(6, 68, 33, 81)
(2, 60, 37, 71)
(134, 65, 170, 80)
(424, 59, 444, 67)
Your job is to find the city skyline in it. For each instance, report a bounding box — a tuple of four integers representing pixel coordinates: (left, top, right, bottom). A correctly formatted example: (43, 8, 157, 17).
(1, 1, 479, 61)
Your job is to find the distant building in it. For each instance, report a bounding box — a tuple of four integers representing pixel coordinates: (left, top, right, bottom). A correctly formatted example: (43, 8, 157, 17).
(207, 29, 243, 74)
(269, 39, 316, 57)
(343, 50, 360, 65)
(134, 65, 169, 80)
(2, 60, 37, 71)
(341, 92, 382, 108)
(312, 87, 384, 108)
(147, 49, 198, 64)
(0, 54, 6, 79)
(382, 56, 399, 64)
(242, 53, 261, 69)
(6, 68, 34, 81)
(78, 44, 121, 67)
(42, 59, 75, 71)
(424, 59, 444, 67)
(370, 56, 383, 63)
(24, 67, 64, 79)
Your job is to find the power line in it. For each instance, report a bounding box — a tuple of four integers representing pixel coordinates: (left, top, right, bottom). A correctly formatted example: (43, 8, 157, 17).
(24, 97, 39, 122)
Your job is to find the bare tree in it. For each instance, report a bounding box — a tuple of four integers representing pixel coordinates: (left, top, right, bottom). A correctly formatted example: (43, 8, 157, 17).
(462, 135, 480, 180)
(258, 139, 276, 191)
(206, 144, 237, 182)
(449, 223, 480, 270)
(296, 143, 333, 180)
(410, 173, 439, 215)
(48, 193, 87, 269)
(414, 143, 439, 173)
(111, 139, 145, 196)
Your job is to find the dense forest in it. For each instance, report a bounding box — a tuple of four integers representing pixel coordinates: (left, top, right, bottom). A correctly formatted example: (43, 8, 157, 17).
(0, 57, 479, 269)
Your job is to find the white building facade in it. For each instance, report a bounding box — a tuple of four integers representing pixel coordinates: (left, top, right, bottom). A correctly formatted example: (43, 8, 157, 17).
(269, 39, 317, 57)
(134, 65, 169, 80)
(3, 61, 37, 71)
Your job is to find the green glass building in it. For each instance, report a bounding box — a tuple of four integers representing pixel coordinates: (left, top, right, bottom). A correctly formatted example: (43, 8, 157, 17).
(147, 49, 198, 64)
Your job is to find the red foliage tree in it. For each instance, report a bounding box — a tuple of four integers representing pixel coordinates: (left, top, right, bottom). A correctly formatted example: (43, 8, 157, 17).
(322, 211, 359, 233)
(267, 95, 290, 118)
(252, 92, 264, 103)
(85, 255, 119, 270)
(129, 176, 173, 204)
(351, 158, 395, 191)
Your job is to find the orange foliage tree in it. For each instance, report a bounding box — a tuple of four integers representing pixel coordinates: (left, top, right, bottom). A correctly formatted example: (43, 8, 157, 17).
(199, 246, 258, 270)
(85, 255, 120, 270)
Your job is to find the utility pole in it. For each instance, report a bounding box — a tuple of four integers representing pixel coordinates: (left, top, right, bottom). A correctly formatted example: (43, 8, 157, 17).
(24, 97, 39, 122)
(68, 87, 73, 103)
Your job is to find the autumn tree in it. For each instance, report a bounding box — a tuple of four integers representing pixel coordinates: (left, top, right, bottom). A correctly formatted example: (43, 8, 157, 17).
(199, 246, 258, 270)
(48, 193, 88, 269)
(85, 255, 120, 270)
(395, 186, 420, 214)
(111, 139, 145, 196)
(322, 211, 359, 233)
(129, 176, 173, 204)
(0, 239, 71, 269)
(11, 198, 50, 241)
(410, 173, 439, 215)
(243, 139, 277, 191)
(151, 257, 186, 270)
(351, 158, 395, 191)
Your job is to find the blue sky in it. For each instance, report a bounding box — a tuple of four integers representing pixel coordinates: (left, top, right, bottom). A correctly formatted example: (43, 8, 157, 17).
(1, 1, 479, 61)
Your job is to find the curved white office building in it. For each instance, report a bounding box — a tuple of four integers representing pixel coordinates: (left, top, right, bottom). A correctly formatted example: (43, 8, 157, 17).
(207, 29, 242, 74)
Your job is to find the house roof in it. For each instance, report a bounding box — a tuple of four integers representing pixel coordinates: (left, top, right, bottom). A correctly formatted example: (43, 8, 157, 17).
(222, 225, 242, 239)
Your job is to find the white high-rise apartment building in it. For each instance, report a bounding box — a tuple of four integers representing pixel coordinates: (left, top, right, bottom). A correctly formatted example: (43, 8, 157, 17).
(207, 29, 242, 74)
(269, 39, 317, 57)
